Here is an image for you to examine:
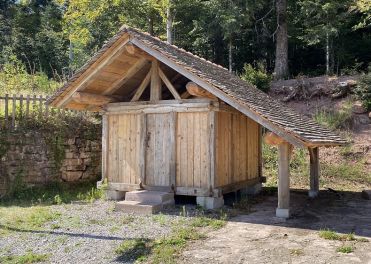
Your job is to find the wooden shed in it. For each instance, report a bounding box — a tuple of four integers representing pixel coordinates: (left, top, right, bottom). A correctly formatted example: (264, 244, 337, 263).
(48, 26, 345, 217)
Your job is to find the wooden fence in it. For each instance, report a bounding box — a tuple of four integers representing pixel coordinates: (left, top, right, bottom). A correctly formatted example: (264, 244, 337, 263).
(0, 94, 69, 129)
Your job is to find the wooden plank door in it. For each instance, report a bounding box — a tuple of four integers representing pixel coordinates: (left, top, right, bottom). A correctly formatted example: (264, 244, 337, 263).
(144, 112, 176, 188)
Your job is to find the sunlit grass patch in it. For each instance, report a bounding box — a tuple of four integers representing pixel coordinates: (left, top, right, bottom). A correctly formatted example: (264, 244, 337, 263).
(314, 101, 353, 130)
(1, 182, 105, 207)
(336, 246, 354, 254)
(0, 251, 50, 264)
(191, 216, 226, 229)
(321, 162, 371, 185)
(319, 229, 368, 242)
(114, 218, 211, 264)
(152, 213, 166, 226)
(0, 206, 61, 230)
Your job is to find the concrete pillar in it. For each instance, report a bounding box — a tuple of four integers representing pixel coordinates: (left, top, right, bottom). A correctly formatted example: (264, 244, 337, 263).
(276, 142, 291, 218)
(308, 147, 320, 198)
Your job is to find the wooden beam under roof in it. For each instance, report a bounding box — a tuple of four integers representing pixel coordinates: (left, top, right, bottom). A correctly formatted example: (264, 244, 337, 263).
(186, 82, 217, 100)
(72, 92, 118, 106)
(103, 57, 149, 95)
(56, 35, 130, 108)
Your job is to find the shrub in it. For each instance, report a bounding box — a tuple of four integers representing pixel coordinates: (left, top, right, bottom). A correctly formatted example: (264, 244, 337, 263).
(355, 72, 371, 111)
(240, 63, 272, 93)
(0, 53, 60, 94)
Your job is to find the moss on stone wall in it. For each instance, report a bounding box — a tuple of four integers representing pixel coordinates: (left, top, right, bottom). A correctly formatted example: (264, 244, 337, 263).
(0, 113, 102, 196)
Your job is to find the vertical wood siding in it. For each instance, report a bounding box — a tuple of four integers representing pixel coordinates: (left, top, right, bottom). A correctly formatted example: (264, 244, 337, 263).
(107, 114, 141, 184)
(145, 113, 175, 187)
(176, 112, 210, 189)
(215, 111, 260, 187)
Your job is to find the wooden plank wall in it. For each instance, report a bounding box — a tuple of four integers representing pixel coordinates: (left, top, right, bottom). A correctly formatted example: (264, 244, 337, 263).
(107, 114, 141, 185)
(176, 112, 210, 189)
(215, 111, 260, 187)
(145, 113, 175, 187)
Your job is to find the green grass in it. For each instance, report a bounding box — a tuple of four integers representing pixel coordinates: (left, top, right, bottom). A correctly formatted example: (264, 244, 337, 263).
(336, 246, 354, 254)
(0, 251, 50, 264)
(321, 162, 371, 184)
(319, 229, 368, 242)
(0, 182, 104, 206)
(191, 216, 226, 229)
(115, 238, 151, 262)
(114, 214, 226, 264)
(152, 213, 166, 226)
(0, 206, 61, 231)
(314, 102, 353, 130)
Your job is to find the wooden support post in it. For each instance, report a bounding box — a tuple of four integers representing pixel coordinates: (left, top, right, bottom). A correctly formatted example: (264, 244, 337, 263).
(98, 114, 108, 188)
(308, 147, 320, 198)
(150, 60, 161, 101)
(276, 141, 291, 218)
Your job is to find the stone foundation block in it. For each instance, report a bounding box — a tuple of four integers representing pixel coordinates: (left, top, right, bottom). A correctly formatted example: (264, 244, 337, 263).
(106, 190, 126, 201)
(196, 196, 224, 209)
(276, 208, 290, 218)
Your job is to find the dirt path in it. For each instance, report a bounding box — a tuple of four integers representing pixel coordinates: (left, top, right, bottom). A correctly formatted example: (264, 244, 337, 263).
(180, 191, 371, 264)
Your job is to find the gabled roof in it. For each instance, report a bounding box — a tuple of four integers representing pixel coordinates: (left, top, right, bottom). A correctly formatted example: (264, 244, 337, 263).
(47, 26, 346, 148)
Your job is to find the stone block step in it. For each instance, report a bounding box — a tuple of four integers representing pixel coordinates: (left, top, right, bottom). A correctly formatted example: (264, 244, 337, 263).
(125, 190, 174, 205)
(115, 200, 162, 215)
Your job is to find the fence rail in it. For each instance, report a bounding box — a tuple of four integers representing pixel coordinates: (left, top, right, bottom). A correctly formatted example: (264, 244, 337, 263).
(0, 94, 69, 130)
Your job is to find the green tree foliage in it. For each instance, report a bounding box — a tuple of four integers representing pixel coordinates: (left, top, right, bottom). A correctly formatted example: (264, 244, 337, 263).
(0, 0, 370, 94)
(356, 69, 371, 110)
(240, 63, 272, 93)
(352, 0, 371, 29)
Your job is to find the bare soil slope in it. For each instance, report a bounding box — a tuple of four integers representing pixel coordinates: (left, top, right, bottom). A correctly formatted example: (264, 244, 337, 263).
(268, 75, 370, 191)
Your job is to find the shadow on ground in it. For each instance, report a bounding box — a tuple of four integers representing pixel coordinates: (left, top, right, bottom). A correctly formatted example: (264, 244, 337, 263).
(229, 188, 371, 238)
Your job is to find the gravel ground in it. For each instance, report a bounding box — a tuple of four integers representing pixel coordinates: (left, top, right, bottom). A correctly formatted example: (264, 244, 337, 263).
(2, 190, 370, 263)
(0, 200, 190, 263)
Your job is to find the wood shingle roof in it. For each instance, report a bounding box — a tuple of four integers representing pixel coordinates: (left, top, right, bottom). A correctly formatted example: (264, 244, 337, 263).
(48, 26, 346, 148)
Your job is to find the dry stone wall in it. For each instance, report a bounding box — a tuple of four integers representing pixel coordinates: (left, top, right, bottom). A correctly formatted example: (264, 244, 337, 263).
(0, 131, 101, 196)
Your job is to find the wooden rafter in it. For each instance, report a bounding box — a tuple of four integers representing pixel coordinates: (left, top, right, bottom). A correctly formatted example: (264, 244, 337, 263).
(103, 57, 149, 95)
(131, 69, 152, 102)
(158, 68, 181, 100)
(56, 36, 130, 107)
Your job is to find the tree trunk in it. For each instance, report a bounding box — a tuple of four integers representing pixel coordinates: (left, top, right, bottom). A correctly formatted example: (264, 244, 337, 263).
(228, 37, 233, 72)
(148, 15, 154, 36)
(274, 0, 289, 80)
(69, 38, 73, 77)
(166, 6, 173, 44)
(326, 31, 330, 75)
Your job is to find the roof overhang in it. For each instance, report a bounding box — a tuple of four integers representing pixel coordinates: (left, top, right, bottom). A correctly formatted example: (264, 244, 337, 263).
(47, 27, 346, 149)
